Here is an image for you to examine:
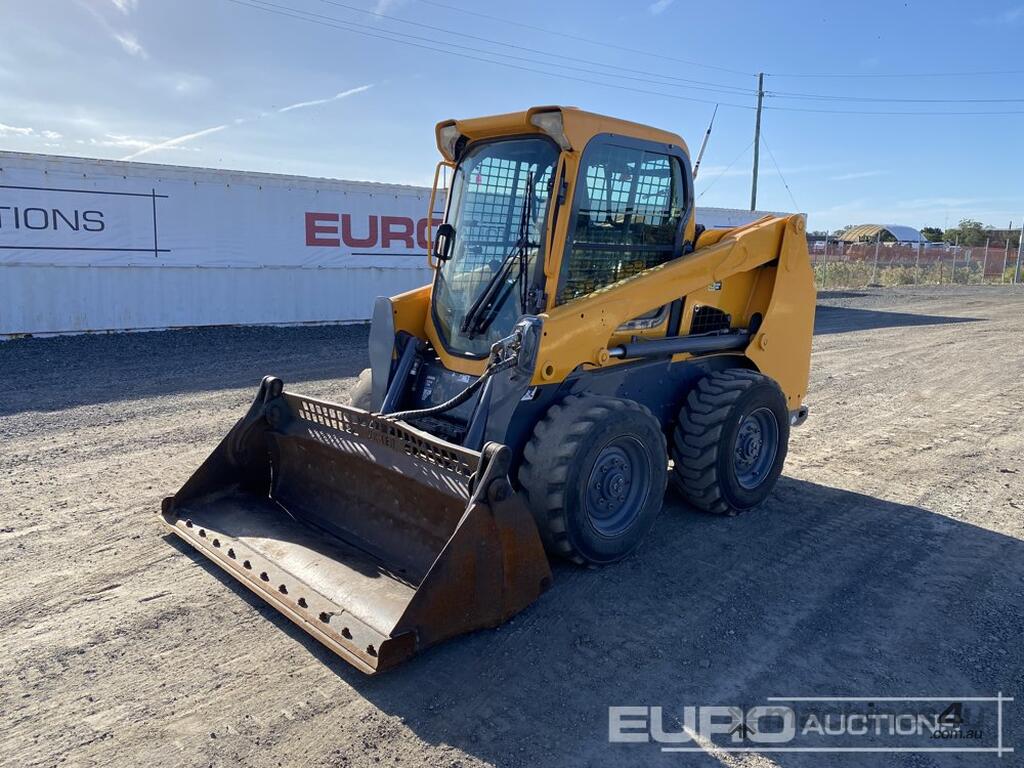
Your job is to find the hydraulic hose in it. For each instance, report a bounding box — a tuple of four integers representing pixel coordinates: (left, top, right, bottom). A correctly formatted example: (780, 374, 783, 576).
(380, 366, 494, 422)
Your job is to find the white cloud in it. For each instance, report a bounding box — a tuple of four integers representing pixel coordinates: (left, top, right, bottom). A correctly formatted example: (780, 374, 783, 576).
(92, 133, 160, 149)
(805, 195, 1024, 232)
(41, 130, 63, 140)
(0, 122, 35, 136)
(893, 197, 985, 210)
(831, 170, 888, 181)
(277, 84, 374, 113)
(110, 0, 138, 13)
(121, 124, 229, 160)
(699, 160, 833, 180)
(649, 0, 674, 14)
(88, 133, 199, 153)
(75, 1, 147, 58)
(114, 32, 147, 58)
(118, 83, 373, 161)
(168, 73, 212, 94)
(373, 0, 402, 12)
(977, 5, 1024, 24)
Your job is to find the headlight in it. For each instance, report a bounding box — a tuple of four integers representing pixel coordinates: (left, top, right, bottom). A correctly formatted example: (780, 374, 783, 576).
(438, 123, 462, 160)
(529, 110, 571, 150)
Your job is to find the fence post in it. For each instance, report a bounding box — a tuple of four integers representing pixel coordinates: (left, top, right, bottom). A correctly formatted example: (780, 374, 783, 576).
(871, 231, 881, 285)
(983, 237, 990, 284)
(822, 238, 829, 289)
(951, 236, 958, 284)
(1004, 239, 1011, 283)
(1016, 220, 1024, 284)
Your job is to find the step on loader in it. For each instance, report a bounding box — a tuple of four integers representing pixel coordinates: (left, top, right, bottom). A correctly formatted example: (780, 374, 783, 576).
(162, 106, 816, 673)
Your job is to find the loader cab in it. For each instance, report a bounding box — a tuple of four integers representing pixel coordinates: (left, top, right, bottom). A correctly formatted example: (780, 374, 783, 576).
(428, 107, 697, 367)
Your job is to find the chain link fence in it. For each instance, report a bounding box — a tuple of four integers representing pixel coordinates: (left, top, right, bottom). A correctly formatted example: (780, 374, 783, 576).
(809, 239, 1023, 289)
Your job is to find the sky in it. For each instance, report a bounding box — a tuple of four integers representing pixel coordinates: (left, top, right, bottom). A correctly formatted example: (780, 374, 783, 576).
(1, 0, 1023, 233)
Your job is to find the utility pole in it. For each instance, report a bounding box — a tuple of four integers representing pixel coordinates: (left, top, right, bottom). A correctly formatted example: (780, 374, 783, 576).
(750, 72, 764, 212)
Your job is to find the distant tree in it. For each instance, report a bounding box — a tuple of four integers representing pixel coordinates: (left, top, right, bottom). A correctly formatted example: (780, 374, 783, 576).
(920, 226, 944, 243)
(944, 218, 987, 246)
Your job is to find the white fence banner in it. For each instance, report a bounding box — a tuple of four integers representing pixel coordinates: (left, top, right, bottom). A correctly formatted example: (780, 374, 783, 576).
(0, 152, 443, 269)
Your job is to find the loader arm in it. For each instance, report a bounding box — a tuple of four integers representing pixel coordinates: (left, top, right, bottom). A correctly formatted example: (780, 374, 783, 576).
(533, 214, 815, 409)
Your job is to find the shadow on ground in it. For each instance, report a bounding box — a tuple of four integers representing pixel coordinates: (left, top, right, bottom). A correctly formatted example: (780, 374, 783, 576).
(0, 324, 370, 415)
(172, 478, 1023, 767)
(813, 305, 980, 335)
(817, 290, 868, 300)
(1, 303, 983, 414)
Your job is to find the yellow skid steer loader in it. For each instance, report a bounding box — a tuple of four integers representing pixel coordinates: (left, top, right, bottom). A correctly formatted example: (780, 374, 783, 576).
(162, 106, 815, 673)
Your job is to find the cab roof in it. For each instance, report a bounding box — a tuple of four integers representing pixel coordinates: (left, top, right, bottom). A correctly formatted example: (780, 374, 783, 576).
(435, 106, 689, 161)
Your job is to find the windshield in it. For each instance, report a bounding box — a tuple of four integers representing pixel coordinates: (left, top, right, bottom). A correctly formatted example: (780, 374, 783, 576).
(432, 137, 558, 357)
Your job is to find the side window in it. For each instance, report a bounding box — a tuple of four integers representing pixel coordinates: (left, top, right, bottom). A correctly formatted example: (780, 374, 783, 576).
(557, 141, 686, 304)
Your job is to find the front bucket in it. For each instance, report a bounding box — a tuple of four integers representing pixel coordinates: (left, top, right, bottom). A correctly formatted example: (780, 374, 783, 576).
(161, 376, 551, 673)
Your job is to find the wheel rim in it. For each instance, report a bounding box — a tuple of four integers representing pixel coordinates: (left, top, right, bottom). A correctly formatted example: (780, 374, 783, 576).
(733, 407, 779, 490)
(585, 436, 651, 537)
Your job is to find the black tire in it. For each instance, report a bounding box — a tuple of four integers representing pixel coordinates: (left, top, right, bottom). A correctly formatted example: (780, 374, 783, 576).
(518, 395, 668, 565)
(347, 368, 373, 411)
(671, 369, 789, 516)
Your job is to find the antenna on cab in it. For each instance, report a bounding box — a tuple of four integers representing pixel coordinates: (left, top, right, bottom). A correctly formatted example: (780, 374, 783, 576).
(692, 104, 718, 180)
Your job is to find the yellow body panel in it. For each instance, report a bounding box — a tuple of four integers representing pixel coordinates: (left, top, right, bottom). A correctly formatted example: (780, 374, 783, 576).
(389, 283, 431, 338)
(404, 106, 814, 401)
(531, 215, 814, 406)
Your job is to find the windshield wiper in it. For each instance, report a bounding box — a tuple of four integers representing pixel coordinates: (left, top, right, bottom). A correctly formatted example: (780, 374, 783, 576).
(460, 172, 534, 338)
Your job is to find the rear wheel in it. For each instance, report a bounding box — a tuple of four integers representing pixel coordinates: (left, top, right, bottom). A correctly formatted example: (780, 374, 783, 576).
(518, 395, 668, 565)
(346, 368, 373, 411)
(671, 369, 789, 515)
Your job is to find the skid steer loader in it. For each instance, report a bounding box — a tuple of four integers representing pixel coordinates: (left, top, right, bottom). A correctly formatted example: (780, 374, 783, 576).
(162, 106, 815, 673)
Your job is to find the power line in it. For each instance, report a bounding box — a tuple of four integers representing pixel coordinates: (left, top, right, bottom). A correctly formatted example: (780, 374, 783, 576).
(759, 131, 800, 213)
(313, 0, 757, 95)
(224, 0, 755, 109)
(410, 0, 755, 77)
(414, 0, 1022, 86)
(697, 140, 754, 200)
(768, 68, 1024, 79)
(767, 89, 1024, 104)
(225, 0, 1024, 117)
(763, 103, 1024, 116)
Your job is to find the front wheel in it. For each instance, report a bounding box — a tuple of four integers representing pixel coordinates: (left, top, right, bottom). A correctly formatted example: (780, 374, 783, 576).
(671, 369, 790, 516)
(518, 395, 668, 565)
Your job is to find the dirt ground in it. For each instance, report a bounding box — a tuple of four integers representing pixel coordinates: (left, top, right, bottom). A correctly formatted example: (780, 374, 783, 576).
(1, 285, 1022, 768)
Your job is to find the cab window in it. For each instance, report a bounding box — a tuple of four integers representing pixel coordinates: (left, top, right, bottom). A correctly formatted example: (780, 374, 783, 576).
(557, 140, 686, 304)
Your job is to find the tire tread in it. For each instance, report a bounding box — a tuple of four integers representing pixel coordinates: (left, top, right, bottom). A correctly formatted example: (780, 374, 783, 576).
(518, 394, 667, 564)
(670, 369, 780, 516)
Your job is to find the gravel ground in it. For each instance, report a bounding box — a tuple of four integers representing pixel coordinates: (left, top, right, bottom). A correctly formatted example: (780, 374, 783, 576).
(1, 285, 1022, 768)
